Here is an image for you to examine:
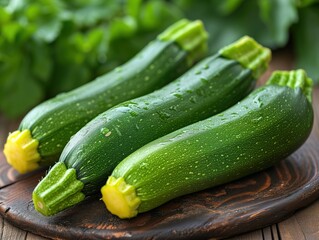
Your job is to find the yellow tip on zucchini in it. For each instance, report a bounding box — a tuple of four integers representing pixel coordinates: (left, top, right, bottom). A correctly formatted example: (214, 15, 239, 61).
(101, 176, 141, 219)
(3, 130, 40, 174)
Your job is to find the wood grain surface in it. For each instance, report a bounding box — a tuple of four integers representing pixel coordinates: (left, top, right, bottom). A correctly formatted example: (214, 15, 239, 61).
(0, 50, 319, 240)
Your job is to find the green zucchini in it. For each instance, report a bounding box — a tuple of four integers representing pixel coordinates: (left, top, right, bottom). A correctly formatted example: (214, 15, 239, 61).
(3, 19, 208, 174)
(32, 36, 271, 216)
(101, 69, 314, 219)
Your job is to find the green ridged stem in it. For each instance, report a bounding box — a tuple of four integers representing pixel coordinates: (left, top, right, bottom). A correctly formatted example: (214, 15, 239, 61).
(32, 162, 85, 216)
(219, 36, 271, 79)
(266, 69, 313, 103)
(158, 19, 208, 66)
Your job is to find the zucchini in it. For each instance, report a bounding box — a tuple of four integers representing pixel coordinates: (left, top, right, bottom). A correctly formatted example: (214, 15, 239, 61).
(32, 36, 271, 216)
(3, 19, 208, 174)
(101, 69, 314, 219)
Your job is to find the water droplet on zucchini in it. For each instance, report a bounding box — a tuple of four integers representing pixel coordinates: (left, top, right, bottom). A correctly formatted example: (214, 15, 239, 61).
(200, 78, 209, 84)
(173, 93, 183, 99)
(100, 128, 110, 135)
(189, 96, 197, 103)
(130, 111, 138, 117)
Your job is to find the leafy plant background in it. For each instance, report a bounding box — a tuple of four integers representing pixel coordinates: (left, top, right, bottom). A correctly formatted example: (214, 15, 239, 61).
(0, 0, 318, 118)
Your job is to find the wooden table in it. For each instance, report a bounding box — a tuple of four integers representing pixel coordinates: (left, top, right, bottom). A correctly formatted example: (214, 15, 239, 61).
(1, 50, 319, 240)
(0, 198, 318, 240)
(1, 200, 319, 240)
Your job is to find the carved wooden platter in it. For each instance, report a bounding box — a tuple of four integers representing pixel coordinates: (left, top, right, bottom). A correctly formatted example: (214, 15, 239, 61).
(0, 87, 318, 240)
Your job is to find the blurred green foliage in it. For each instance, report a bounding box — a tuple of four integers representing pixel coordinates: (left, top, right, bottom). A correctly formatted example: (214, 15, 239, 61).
(0, 0, 182, 118)
(0, 0, 318, 118)
(176, 0, 319, 87)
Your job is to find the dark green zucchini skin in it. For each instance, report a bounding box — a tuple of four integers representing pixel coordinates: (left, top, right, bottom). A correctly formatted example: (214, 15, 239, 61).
(61, 54, 256, 195)
(19, 40, 189, 165)
(112, 84, 314, 213)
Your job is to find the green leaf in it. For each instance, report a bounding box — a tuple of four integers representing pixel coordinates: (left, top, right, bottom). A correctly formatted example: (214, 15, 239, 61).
(109, 16, 137, 40)
(126, 0, 142, 18)
(0, 7, 10, 23)
(175, 0, 262, 52)
(258, 0, 298, 47)
(175, 0, 299, 51)
(48, 63, 91, 96)
(69, 0, 120, 27)
(85, 28, 104, 52)
(1, 22, 21, 42)
(293, 5, 319, 85)
(5, 0, 26, 13)
(107, 31, 155, 67)
(29, 42, 53, 83)
(0, 0, 9, 7)
(139, 0, 183, 30)
(296, 0, 319, 7)
(0, 79, 43, 118)
(26, 0, 64, 43)
(0, 0, 182, 118)
(218, 0, 244, 15)
(33, 18, 62, 42)
(0, 55, 44, 118)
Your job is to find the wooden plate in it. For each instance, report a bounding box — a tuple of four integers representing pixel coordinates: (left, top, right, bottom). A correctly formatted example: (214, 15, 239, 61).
(0, 88, 318, 240)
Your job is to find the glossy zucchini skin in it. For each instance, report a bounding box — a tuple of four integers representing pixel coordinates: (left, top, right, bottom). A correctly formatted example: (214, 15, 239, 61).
(19, 40, 189, 165)
(62, 54, 255, 195)
(5, 19, 209, 174)
(32, 36, 271, 216)
(109, 77, 314, 215)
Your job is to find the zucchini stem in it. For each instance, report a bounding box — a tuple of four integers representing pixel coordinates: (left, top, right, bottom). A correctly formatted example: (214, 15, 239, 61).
(32, 162, 85, 216)
(3, 130, 40, 174)
(266, 69, 313, 103)
(158, 19, 208, 66)
(219, 36, 271, 79)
